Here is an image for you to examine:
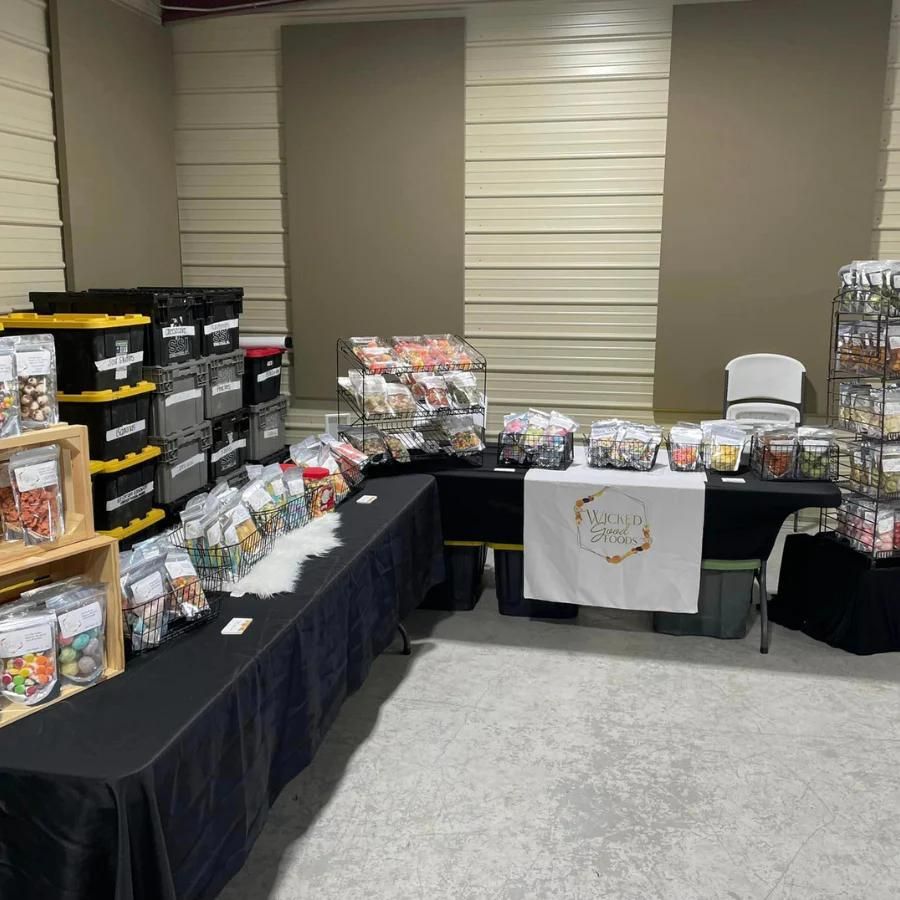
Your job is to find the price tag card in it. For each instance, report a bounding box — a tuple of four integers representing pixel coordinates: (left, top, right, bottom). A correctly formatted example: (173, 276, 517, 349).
(221, 617, 253, 635)
(721, 477, 746, 484)
(356, 494, 378, 505)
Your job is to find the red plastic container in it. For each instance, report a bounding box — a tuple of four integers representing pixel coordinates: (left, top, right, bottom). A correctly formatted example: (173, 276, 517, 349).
(243, 347, 283, 405)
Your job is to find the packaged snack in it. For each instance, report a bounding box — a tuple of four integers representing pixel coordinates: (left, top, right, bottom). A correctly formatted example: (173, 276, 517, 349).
(879, 444, 900, 495)
(412, 374, 451, 411)
(348, 371, 391, 416)
(0, 461, 22, 542)
(242, 477, 278, 514)
(701, 422, 746, 473)
(587, 419, 621, 468)
(221, 495, 261, 551)
(0, 338, 19, 438)
(796, 428, 835, 481)
(179, 504, 207, 555)
(9, 445, 64, 544)
(546, 411, 578, 437)
(0, 612, 58, 705)
(444, 371, 483, 408)
(524, 408, 550, 438)
(756, 428, 798, 480)
(19, 575, 89, 603)
(444, 416, 485, 456)
(382, 433, 411, 463)
(667, 423, 703, 472)
(261, 463, 286, 501)
(123, 558, 170, 651)
(340, 425, 391, 463)
(304, 467, 335, 517)
(609, 423, 661, 471)
(385, 381, 419, 415)
(392, 336, 432, 369)
(45, 585, 106, 685)
(290, 436, 323, 468)
(283, 466, 305, 498)
(502, 412, 529, 435)
(347, 337, 400, 374)
(164, 547, 208, 618)
(329, 440, 369, 470)
(423, 334, 475, 369)
(13, 334, 58, 430)
(330, 471, 350, 505)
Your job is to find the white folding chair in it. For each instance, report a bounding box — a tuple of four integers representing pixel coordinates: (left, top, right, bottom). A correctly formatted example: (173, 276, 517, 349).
(724, 354, 805, 423)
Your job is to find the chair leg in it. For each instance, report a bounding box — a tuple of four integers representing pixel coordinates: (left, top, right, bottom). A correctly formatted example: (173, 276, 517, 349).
(397, 623, 411, 656)
(793, 511, 800, 532)
(758, 562, 769, 655)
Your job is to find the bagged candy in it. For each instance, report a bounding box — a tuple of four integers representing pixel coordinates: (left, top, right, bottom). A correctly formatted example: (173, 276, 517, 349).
(392, 336, 433, 369)
(0, 612, 58, 705)
(123, 558, 170, 651)
(445, 371, 483, 408)
(546, 411, 578, 437)
(348, 337, 400, 374)
(0, 461, 22, 542)
(755, 428, 798, 480)
(609, 423, 661, 471)
(13, 334, 58, 430)
(423, 334, 474, 369)
(382, 433, 411, 463)
(9, 445, 64, 544)
(385, 381, 419, 415)
(0, 338, 19, 438)
(412, 374, 451, 411)
(444, 416, 485, 456)
(587, 419, 621, 468)
(164, 547, 208, 619)
(701, 421, 746, 472)
(46, 585, 106, 685)
(348, 371, 391, 416)
(667, 423, 703, 472)
(340, 425, 391, 463)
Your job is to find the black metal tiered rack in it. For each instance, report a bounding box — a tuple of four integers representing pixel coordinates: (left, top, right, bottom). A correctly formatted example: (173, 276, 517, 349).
(823, 282, 900, 561)
(336, 337, 487, 469)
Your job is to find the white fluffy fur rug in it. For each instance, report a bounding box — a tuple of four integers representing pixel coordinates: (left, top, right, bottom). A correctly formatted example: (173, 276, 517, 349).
(231, 513, 342, 598)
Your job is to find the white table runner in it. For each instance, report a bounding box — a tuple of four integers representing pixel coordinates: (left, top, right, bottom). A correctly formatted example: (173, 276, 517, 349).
(523, 447, 706, 613)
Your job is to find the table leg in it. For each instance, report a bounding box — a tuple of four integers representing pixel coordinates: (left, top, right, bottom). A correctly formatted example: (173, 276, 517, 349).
(397, 623, 411, 656)
(758, 561, 769, 654)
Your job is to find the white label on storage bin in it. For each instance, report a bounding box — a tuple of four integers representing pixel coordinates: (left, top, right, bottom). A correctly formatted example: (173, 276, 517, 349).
(106, 419, 146, 442)
(131, 571, 165, 604)
(17, 349, 51, 376)
(263, 427, 280, 439)
(0, 357, 13, 382)
(211, 379, 241, 397)
(106, 481, 154, 511)
(95, 351, 143, 372)
(165, 388, 201, 408)
(257, 367, 281, 383)
(171, 452, 205, 478)
(162, 325, 195, 338)
(58, 602, 103, 640)
(210, 438, 247, 463)
(14, 460, 59, 492)
(0, 620, 53, 657)
(204, 318, 239, 335)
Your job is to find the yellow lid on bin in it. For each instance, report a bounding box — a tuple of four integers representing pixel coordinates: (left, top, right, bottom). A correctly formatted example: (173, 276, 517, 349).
(0, 312, 150, 329)
(99, 507, 165, 541)
(60, 381, 156, 403)
(90, 443, 161, 476)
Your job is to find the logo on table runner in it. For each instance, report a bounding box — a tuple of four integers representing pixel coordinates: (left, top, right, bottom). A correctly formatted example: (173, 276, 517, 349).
(574, 487, 652, 564)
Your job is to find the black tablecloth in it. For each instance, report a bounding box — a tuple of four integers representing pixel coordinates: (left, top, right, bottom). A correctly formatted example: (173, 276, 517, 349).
(771, 533, 900, 655)
(427, 455, 840, 561)
(0, 475, 444, 900)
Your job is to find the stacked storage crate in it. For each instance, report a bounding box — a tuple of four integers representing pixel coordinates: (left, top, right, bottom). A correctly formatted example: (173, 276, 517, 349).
(243, 346, 288, 465)
(0, 311, 165, 546)
(29, 287, 251, 525)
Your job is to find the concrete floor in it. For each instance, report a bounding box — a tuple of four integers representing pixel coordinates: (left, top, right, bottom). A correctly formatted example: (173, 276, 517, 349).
(220, 560, 900, 900)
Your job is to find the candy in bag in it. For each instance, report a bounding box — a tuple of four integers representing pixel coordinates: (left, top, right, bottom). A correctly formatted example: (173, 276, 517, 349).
(46, 585, 107, 685)
(9, 445, 64, 545)
(13, 334, 58, 430)
(0, 612, 58, 705)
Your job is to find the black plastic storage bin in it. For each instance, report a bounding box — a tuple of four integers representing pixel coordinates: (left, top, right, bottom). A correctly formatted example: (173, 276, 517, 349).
(58, 382, 155, 463)
(92, 456, 157, 531)
(209, 408, 250, 481)
(494, 549, 578, 619)
(247, 395, 287, 460)
(422, 544, 487, 611)
(31, 289, 200, 366)
(0, 312, 148, 394)
(243, 347, 283, 405)
(151, 420, 212, 504)
(140, 286, 243, 357)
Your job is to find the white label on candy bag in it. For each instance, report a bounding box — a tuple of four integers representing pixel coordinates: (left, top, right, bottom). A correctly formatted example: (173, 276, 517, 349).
(257, 367, 281, 383)
(131, 571, 165, 604)
(286, 476, 304, 497)
(165, 388, 201, 408)
(16, 349, 51, 376)
(166, 559, 197, 580)
(244, 483, 272, 512)
(204, 318, 239, 335)
(263, 427, 280, 440)
(162, 325, 195, 338)
(106, 419, 146, 442)
(230, 504, 252, 527)
(0, 620, 53, 657)
(0, 357, 13, 382)
(95, 351, 143, 372)
(58, 601, 103, 640)
(171, 452, 205, 478)
(14, 460, 58, 492)
(211, 439, 246, 463)
(211, 379, 241, 397)
(106, 482, 153, 511)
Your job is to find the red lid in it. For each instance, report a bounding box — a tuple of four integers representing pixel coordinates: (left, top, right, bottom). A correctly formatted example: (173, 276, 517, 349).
(303, 466, 330, 480)
(245, 347, 282, 359)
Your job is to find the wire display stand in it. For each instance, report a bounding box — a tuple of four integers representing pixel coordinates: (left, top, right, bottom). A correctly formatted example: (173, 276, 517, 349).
(336, 336, 488, 469)
(822, 283, 900, 563)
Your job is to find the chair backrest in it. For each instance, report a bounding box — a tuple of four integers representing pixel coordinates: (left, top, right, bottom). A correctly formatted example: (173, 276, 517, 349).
(725, 401, 801, 426)
(725, 354, 805, 409)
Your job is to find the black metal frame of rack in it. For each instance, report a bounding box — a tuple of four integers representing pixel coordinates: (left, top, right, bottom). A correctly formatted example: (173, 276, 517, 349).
(336, 337, 488, 470)
(823, 287, 900, 564)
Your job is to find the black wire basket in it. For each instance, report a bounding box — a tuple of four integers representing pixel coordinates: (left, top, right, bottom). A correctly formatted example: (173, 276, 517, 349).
(497, 431, 574, 470)
(169, 522, 274, 589)
(585, 435, 661, 472)
(666, 440, 704, 472)
(123, 578, 223, 657)
(750, 436, 839, 482)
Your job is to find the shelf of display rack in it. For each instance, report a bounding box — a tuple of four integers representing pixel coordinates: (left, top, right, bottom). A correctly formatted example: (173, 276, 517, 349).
(337, 336, 486, 376)
(337, 384, 483, 425)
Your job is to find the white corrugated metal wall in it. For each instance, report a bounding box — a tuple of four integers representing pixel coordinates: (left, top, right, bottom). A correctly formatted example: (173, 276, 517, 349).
(171, 0, 673, 437)
(0, 0, 65, 314)
(873, 0, 900, 257)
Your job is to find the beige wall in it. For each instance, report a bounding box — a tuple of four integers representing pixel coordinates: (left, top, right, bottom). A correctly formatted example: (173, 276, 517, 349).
(282, 18, 465, 402)
(654, 0, 891, 419)
(50, 0, 181, 288)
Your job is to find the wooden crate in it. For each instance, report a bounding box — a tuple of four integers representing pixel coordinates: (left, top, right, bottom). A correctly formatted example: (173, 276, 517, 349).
(0, 424, 95, 566)
(0, 534, 123, 729)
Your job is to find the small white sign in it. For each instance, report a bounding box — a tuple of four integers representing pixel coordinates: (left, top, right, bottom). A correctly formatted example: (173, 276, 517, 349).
(721, 477, 746, 484)
(221, 617, 253, 635)
(356, 494, 378, 505)
(493, 467, 519, 473)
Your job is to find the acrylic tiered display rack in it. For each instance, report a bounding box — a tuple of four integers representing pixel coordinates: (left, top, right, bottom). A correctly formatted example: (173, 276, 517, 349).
(824, 279, 900, 560)
(336, 336, 487, 468)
